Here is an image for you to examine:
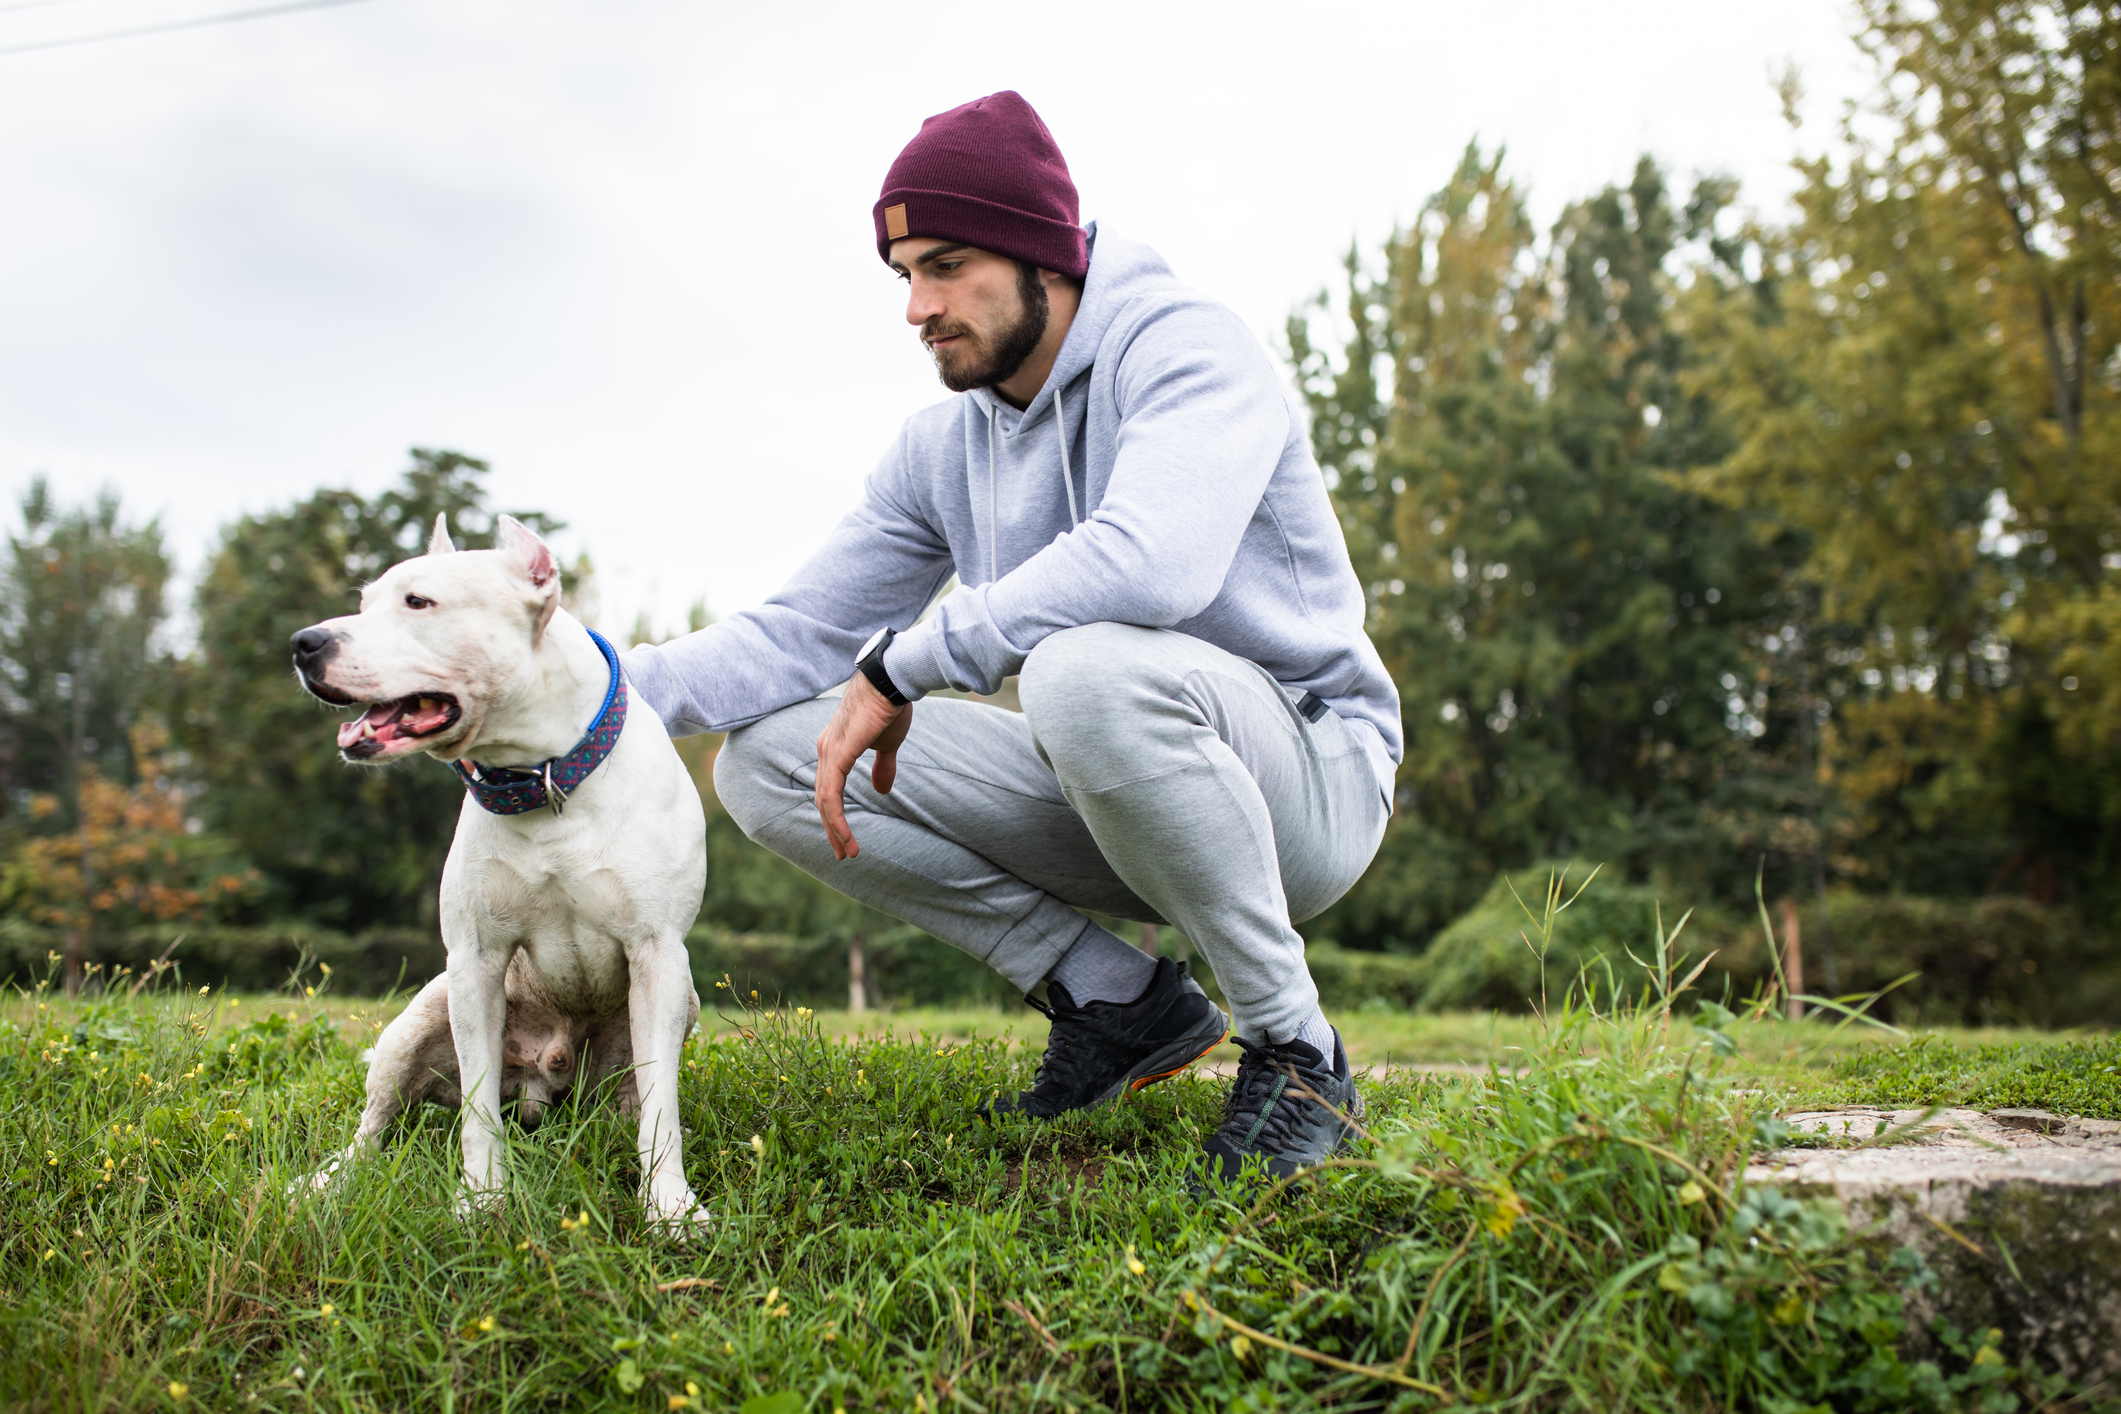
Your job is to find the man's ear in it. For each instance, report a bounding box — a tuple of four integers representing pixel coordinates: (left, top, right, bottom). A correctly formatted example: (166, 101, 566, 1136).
(428, 513, 455, 555)
(495, 514, 562, 638)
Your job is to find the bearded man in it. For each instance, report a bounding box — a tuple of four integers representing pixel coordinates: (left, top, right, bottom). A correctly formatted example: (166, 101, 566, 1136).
(623, 91, 1402, 1184)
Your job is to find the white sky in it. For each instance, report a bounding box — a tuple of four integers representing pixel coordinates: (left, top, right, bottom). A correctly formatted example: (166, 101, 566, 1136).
(0, 0, 1874, 639)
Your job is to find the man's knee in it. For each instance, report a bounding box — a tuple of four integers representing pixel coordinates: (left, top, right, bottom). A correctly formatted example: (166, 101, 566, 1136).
(1019, 624, 1176, 768)
(712, 701, 830, 840)
(1019, 624, 1160, 721)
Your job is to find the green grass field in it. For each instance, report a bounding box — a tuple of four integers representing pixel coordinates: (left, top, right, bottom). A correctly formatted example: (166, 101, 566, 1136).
(2, 974, 2113, 1412)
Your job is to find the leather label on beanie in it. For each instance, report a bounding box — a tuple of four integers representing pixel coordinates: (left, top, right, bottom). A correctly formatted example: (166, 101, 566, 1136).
(884, 203, 909, 240)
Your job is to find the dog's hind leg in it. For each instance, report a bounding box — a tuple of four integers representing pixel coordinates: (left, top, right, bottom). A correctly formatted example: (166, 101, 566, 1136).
(296, 974, 459, 1193)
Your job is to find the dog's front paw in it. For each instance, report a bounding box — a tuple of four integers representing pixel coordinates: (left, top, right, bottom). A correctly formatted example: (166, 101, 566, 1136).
(452, 1183, 506, 1223)
(644, 1186, 713, 1238)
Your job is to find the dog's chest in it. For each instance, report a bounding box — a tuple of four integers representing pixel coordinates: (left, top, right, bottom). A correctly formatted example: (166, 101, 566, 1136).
(460, 831, 642, 1014)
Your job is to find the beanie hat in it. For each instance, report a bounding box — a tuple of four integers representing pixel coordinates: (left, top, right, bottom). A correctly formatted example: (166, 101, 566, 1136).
(873, 91, 1088, 278)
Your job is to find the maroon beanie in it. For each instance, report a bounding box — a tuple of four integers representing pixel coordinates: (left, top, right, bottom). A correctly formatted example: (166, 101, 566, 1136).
(873, 91, 1089, 278)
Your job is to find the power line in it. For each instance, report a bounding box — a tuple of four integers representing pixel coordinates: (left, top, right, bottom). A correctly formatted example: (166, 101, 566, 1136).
(0, 0, 379, 56)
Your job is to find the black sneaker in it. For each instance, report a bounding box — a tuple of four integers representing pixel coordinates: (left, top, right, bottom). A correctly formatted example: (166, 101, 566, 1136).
(980, 956, 1230, 1120)
(1193, 1029, 1364, 1190)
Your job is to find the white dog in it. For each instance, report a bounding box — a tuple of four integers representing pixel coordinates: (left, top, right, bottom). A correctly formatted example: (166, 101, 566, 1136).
(292, 513, 710, 1229)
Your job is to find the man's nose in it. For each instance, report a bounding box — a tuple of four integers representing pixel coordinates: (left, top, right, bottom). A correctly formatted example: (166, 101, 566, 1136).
(290, 626, 338, 677)
(905, 281, 945, 327)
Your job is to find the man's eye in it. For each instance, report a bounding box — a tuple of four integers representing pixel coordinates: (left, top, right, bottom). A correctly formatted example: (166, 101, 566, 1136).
(404, 594, 434, 610)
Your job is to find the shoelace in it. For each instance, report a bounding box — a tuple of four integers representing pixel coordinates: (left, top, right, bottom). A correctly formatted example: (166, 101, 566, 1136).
(1219, 1037, 1324, 1151)
(1021, 995, 1103, 1096)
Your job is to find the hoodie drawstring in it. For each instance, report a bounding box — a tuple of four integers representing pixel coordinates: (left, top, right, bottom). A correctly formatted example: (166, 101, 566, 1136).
(1054, 387, 1080, 528)
(979, 379, 1081, 585)
(985, 404, 999, 584)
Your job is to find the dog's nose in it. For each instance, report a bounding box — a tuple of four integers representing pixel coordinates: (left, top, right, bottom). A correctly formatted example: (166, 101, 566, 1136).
(290, 626, 338, 675)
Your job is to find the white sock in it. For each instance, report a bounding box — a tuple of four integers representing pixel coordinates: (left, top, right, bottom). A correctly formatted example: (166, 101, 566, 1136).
(1046, 924, 1159, 1007)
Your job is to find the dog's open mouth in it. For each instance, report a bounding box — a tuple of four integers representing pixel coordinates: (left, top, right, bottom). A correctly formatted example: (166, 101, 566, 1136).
(338, 694, 462, 758)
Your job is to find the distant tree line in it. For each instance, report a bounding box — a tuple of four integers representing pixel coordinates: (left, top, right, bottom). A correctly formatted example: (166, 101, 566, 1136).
(2, 0, 2114, 1009)
(1294, 0, 2118, 972)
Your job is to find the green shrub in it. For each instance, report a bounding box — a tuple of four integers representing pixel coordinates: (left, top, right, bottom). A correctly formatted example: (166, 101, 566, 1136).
(0, 919, 441, 997)
(1411, 862, 1763, 1013)
(1811, 893, 2121, 1027)
(1326, 866, 2120, 1026)
(687, 925, 1019, 1012)
(1301, 940, 1431, 1011)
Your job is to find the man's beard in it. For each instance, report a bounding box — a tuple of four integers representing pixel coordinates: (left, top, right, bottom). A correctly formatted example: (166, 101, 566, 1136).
(924, 262, 1049, 393)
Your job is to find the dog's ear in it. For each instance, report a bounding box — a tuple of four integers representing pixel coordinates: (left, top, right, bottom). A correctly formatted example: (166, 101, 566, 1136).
(495, 514, 562, 638)
(428, 513, 455, 556)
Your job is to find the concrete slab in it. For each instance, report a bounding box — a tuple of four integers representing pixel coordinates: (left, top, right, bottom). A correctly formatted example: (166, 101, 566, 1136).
(1749, 1106, 2121, 1381)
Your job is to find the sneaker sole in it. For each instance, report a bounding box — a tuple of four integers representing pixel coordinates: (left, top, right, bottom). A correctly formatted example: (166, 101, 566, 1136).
(1090, 1007, 1232, 1107)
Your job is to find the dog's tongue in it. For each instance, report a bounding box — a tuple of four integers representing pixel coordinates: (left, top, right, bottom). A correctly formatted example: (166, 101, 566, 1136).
(337, 702, 401, 749)
(338, 697, 456, 750)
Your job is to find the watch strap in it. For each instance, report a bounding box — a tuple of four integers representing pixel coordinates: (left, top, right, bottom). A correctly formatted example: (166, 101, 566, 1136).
(856, 629, 909, 706)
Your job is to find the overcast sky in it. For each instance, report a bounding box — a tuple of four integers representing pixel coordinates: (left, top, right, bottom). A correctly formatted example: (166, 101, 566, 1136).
(0, 0, 1874, 639)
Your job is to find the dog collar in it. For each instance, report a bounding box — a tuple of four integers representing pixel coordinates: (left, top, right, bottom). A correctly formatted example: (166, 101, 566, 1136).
(452, 628, 626, 817)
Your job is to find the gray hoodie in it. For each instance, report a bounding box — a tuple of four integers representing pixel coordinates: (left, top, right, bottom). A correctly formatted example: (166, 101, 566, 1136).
(622, 227, 1403, 798)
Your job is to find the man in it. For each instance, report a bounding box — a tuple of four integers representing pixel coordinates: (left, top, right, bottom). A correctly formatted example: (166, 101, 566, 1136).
(623, 91, 1400, 1183)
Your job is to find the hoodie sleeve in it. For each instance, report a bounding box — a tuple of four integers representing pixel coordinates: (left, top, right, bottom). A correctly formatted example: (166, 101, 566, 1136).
(885, 302, 1289, 698)
(620, 440, 955, 737)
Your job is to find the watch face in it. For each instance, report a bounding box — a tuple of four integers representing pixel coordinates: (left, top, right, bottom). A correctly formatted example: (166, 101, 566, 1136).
(858, 627, 891, 662)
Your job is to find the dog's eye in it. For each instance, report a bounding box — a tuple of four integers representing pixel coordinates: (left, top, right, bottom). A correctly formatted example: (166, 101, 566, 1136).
(404, 594, 434, 610)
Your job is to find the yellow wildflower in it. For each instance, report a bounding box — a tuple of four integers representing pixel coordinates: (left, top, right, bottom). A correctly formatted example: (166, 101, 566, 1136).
(1481, 1183, 1526, 1238)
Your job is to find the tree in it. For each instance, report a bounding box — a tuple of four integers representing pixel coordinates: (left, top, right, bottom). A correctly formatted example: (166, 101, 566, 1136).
(0, 481, 175, 982)
(1292, 148, 1777, 951)
(0, 479, 171, 814)
(1693, 0, 2121, 926)
(1, 723, 253, 990)
(179, 450, 569, 930)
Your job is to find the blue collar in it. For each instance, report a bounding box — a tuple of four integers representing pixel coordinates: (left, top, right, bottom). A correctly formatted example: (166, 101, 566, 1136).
(452, 628, 626, 817)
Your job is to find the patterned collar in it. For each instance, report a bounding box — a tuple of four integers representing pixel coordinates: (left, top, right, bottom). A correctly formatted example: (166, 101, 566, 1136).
(452, 628, 626, 817)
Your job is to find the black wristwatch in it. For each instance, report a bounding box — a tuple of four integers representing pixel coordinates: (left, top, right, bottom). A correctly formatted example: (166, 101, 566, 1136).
(855, 626, 909, 707)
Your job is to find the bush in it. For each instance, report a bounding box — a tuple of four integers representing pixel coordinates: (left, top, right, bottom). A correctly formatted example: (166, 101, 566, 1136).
(1811, 892, 2121, 1027)
(0, 919, 442, 997)
(689, 926, 1020, 1011)
(1411, 862, 1763, 1013)
(1313, 865, 2121, 1026)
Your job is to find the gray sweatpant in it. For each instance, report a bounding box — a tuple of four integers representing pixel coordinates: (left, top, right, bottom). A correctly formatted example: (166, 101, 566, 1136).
(714, 624, 1389, 1043)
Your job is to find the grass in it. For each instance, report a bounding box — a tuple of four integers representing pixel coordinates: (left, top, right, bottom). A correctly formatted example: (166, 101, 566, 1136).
(3, 953, 2107, 1414)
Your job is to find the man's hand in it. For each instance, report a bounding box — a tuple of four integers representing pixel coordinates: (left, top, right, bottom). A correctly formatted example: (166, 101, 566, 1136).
(814, 673, 913, 860)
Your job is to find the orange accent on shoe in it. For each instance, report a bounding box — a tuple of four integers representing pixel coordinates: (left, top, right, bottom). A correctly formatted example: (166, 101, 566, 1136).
(1127, 1026, 1231, 1092)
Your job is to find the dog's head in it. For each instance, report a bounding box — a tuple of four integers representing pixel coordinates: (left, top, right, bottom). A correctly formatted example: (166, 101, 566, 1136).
(290, 513, 562, 764)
